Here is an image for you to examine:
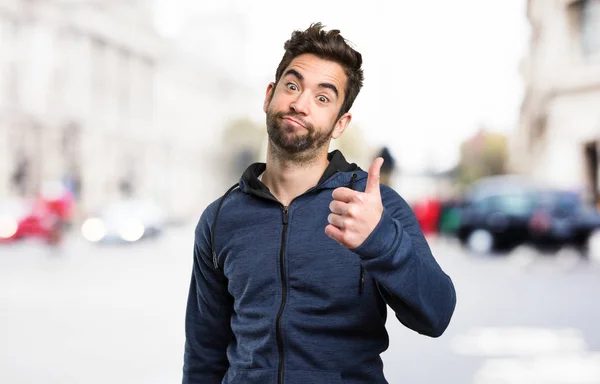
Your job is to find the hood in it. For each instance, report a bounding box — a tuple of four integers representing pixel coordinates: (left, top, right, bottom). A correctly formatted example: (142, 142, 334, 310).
(239, 150, 363, 197)
(209, 150, 365, 269)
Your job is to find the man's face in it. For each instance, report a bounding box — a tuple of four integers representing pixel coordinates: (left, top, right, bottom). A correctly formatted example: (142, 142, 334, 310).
(264, 53, 352, 155)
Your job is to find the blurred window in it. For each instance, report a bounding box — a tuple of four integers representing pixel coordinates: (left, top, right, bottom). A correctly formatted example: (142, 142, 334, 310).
(92, 38, 108, 114)
(487, 194, 536, 216)
(499, 195, 535, 215)
(581, 0, 600, 59)
(538, 191, 582, 213)
(472, 197, 493, 213)
(117, 49, 131, 118)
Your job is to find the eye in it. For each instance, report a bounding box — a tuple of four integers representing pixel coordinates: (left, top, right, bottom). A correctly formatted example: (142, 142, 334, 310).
(317, 95, 329, 103)
(286, 83, 298, 91)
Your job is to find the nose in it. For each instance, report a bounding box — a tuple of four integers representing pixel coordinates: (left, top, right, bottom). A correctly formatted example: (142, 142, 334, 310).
(290, 91, 310, 115)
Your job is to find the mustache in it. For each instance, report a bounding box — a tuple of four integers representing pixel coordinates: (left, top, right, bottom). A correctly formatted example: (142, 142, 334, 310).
(276, 112, 310, 129)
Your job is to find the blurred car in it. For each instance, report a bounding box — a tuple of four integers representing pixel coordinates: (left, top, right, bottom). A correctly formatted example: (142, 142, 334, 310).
(0, 198, 62, 243)
(81, 199, 165, 244)
(39, 180, 76, 226)
(456, 175, 600, 254)
(437, 200, 463, 236)
(457, 186, 536, 253)
(528, 189, 600, 250)
(412, 197, 442, 236)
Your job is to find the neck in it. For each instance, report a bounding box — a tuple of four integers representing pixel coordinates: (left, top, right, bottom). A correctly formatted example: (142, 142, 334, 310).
(262, 143, 330, 206)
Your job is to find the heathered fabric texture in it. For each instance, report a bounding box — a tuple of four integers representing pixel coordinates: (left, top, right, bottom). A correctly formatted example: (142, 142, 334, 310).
(183, 151, 456, 384)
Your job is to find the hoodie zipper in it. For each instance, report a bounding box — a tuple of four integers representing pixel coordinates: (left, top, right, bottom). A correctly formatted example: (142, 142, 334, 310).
(349, 173, 365, 295)
(246, 172, 354, 382)
(276, 205, 289, 384)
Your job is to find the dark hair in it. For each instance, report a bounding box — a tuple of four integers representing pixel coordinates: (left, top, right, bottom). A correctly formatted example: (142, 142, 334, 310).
(274, 22, 364, 119)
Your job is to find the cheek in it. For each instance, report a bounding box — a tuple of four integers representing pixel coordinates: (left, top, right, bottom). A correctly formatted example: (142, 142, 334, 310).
(320, 109, 340, 129)
(268, 93, 287, 111)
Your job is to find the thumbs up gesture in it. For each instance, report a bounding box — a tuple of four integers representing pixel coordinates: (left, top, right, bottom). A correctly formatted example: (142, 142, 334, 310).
(325, 157, 385, 249)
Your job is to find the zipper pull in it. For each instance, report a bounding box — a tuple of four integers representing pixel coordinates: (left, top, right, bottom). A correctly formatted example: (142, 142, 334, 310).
(282, 206, 289, 225)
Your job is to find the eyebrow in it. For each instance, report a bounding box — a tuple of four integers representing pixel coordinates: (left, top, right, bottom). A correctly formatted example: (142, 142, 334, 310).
(283, 69, 339, 99)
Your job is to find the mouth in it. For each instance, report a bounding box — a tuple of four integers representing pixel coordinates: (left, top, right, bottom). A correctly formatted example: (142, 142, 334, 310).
(283, 117, 306, 129)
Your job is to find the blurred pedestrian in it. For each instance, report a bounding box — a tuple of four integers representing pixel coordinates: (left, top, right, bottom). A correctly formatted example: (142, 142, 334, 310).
(376, 146, 396, 186)
(183, 23, 456, 384)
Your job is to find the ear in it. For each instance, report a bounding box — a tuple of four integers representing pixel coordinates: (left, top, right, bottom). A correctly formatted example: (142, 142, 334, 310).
(331, 112, 352, 139)
(263, 82, 276, 113)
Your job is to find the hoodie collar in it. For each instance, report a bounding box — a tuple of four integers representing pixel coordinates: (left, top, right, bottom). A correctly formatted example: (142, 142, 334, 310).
(239, 150, 363, 196)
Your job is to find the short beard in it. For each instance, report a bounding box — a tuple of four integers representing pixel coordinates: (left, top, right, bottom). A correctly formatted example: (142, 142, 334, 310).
(266, 109, 335, 164)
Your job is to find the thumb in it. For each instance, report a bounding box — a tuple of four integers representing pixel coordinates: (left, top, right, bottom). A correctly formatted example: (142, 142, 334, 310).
(365, 157, 384, 196)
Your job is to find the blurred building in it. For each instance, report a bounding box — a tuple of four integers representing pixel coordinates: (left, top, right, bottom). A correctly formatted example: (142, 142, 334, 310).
(513, 0, 600, 204)
(0, 0, 254, 221)
(155, 39, 254, 219)
(0, 0, 160, 214)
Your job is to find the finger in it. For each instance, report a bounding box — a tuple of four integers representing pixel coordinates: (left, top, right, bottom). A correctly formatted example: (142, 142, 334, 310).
(325, 224, 344, 244)
(329, 200, 350, 215)
(365, 157, 384, 196)
(327, 213, 345, 229)
(332, 187, 360, 203)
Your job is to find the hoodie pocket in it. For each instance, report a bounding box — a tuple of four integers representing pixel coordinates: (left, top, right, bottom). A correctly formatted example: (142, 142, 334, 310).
(222, 368, 276, 383)
(358, 265, 365, 295)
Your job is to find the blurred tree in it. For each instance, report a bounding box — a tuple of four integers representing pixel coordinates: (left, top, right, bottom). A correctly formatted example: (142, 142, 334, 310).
(223, 117, 265, 151)
(330, 124, 374, 169)
(222, 117, 265, 176)
(458, 128, 508, 185)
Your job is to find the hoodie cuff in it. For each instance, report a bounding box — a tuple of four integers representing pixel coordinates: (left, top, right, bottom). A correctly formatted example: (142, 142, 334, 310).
(351, 208, 398, 260)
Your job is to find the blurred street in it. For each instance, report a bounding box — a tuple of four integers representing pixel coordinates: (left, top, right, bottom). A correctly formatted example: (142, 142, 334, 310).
(1, 227, 599, 384)
(1, 0, 599, 383)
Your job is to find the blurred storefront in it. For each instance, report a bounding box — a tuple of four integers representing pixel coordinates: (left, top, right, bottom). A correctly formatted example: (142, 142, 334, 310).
(512, 0, 600, 206)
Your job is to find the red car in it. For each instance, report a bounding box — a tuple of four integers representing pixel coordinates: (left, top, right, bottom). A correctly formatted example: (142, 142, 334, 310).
(0, 187, 75, 244)
(412, 197, 442, 236)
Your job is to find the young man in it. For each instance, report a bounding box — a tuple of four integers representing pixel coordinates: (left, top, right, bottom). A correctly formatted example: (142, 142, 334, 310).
(183, 23, 456, 384)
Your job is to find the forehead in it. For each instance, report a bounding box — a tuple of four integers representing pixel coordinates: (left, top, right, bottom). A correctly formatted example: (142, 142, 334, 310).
(283, 54, 347, 95)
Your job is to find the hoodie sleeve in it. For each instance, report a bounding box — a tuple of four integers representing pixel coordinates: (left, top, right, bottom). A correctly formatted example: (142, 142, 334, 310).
(351, 186, 456, 337)
(183, 207, 233, 383)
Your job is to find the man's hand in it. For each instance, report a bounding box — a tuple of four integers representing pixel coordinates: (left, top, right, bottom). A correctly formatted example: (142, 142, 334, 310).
(325, 157, 384, 249)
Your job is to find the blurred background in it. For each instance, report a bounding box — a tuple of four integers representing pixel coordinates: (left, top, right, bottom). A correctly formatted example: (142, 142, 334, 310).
(1, 0, 600, 383)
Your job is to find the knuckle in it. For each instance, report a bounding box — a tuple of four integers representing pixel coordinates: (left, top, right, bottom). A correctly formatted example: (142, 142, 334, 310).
(348, 205, 358, 217)
(333, 201, 341, 213)
(342, 218, 352, 230)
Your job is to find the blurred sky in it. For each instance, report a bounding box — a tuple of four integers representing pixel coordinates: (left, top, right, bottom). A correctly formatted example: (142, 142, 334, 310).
(154, 0, 529, 173)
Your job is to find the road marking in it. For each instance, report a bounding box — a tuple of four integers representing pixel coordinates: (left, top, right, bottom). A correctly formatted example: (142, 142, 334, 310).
(452, 327, 600, 384)
(474, 354, 600, 384)
(452, 327, 587, 356)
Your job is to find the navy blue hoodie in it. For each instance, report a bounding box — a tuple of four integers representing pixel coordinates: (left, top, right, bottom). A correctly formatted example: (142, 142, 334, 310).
(183, 150, 456, 384)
